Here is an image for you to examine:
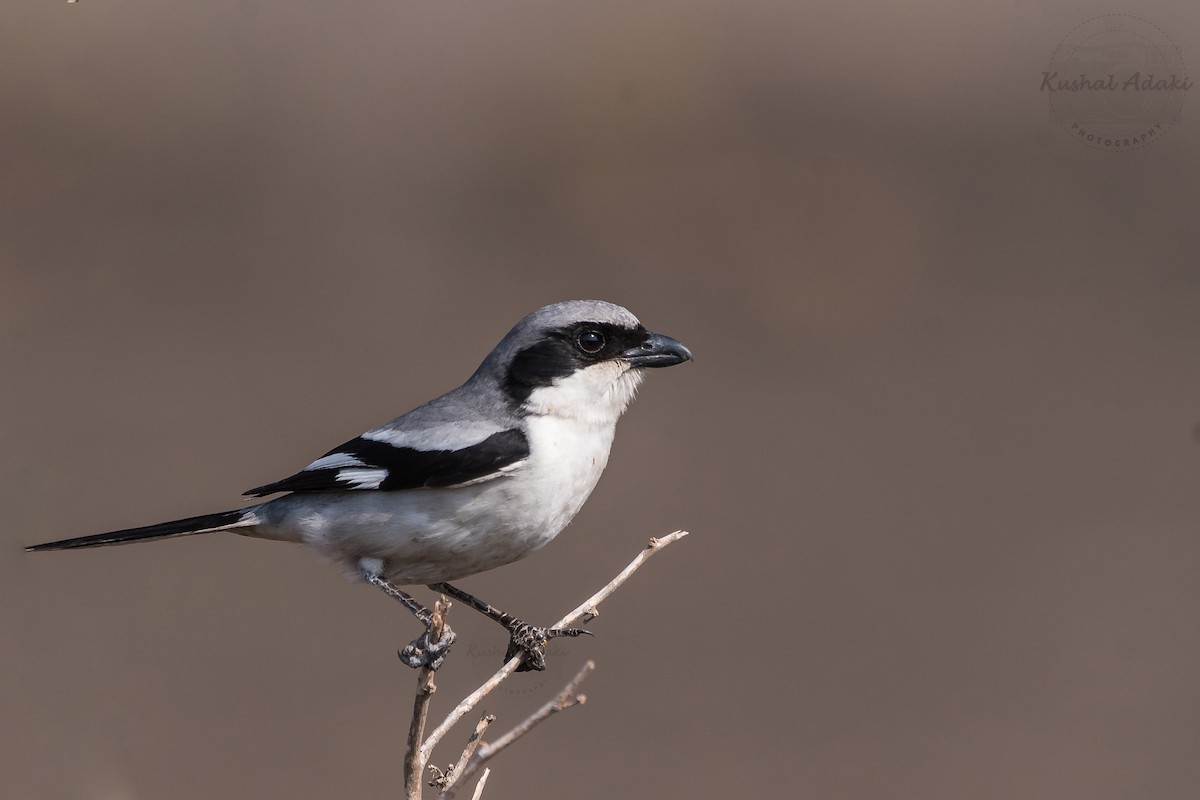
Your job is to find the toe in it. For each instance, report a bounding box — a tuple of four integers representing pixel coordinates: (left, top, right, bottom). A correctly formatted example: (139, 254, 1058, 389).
(397, 623, 456, 670)
(546, 627, 593, 639)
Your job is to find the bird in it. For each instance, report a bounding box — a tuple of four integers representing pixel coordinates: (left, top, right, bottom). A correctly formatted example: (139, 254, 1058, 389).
(27, 300, 692, 671)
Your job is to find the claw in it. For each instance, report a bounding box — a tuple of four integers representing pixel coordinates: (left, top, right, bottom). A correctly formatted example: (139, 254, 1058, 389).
(504, 622, 592, 671)
(399, 622, 457, 671)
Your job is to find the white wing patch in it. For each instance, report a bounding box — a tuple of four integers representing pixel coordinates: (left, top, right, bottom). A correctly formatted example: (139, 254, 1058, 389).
(335, 468, 389, 490)
(307, 452, 367, 471)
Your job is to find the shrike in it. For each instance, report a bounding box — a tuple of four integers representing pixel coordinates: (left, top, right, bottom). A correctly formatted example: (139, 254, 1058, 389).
(28, 300, 691, 671)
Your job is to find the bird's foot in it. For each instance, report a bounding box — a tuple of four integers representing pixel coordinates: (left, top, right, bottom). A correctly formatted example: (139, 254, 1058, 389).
(504, 621, 593, 672)
(399, 621, 457, 671)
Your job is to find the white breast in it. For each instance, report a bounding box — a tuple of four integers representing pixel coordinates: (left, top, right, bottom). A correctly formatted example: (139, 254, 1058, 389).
(515, 412, 616, 540)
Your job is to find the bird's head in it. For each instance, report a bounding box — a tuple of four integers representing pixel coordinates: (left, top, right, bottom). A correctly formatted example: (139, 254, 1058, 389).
(475, 300, 692, 423)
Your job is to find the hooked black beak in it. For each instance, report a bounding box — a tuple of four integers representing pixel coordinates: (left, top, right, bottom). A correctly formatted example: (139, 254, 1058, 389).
(622, 332, 693, 368)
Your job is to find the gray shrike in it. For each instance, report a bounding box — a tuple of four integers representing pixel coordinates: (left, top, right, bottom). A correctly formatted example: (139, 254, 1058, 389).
(28, 300, 692, 671)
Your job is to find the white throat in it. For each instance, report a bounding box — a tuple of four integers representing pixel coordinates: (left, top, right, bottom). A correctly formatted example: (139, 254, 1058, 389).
(523, 362, 645, 426)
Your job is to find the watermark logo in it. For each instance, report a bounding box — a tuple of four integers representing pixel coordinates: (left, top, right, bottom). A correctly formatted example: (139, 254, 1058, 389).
(1041, 14, 1190, 151)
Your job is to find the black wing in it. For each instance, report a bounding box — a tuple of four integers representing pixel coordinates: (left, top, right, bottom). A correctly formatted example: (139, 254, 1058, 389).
(244, 429, 529, 497)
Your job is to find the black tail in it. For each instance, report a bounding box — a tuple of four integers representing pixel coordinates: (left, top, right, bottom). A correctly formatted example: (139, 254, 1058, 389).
(25, 509, 256, 552)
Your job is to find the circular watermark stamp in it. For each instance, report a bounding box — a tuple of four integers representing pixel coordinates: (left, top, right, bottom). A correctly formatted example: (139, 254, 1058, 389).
(1041, 14, 1190, 151)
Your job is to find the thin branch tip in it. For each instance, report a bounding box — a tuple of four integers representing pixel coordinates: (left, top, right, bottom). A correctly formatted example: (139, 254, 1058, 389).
(649, 529, 690, 549)
(431, 596, 451, 636)
(469, 768, 491, 800)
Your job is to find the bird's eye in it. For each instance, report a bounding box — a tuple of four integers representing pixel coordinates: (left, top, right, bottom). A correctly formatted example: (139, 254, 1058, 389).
(577, 329, 606, 354)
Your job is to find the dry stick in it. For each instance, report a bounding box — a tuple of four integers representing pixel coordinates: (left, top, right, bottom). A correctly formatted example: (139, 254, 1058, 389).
(479, 659, 592, 760)
(469, 769, 491, 800)
(440, 660, 594, 799)
(433, 713, 495, 794)
(419, 530, 690, 765)
(404, 597, 449, 800)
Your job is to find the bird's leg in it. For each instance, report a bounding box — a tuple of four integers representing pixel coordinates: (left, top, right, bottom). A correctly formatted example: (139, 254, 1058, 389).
(364, 572, 456, 670)
(428, 582, 591, 672)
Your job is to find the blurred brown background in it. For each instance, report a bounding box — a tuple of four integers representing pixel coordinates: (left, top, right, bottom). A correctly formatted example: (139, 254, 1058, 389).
(4, 1, 1200, 798)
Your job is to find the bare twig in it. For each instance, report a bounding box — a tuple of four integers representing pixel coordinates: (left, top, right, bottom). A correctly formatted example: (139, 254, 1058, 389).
(433, 713, 495, 794)
(554, 530, 690, 628)
(419, 530, 689, 764)
(478, 659, 592, 760)
(420, 662, 520, 765)
(404, 597, 449, 800)
(441, 661, 594, 798)
(469, 768, 491, 800)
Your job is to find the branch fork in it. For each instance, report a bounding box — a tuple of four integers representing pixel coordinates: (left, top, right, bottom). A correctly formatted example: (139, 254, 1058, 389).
(401, 530, 690, 799)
